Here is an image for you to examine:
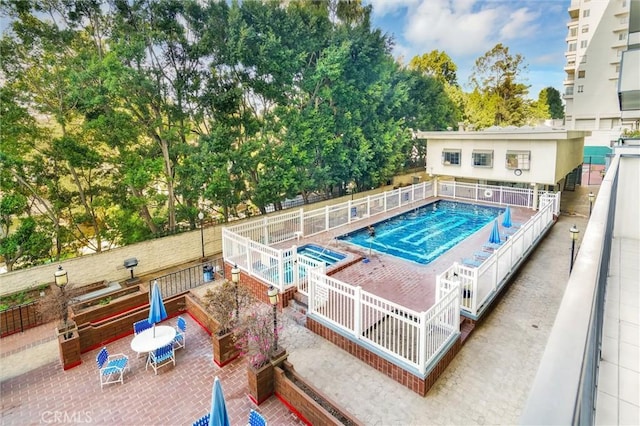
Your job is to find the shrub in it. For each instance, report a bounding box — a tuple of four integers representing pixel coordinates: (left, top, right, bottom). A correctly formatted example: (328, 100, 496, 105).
(202, 280, 251, 335)
(233, 303, 283, 369)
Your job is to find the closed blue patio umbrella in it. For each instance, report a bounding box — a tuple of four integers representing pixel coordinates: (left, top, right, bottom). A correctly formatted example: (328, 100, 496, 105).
(209, 376, 230, 426)
(502, 205, 513, 228)
(148, 280, 167, 337)
(489, 219, 502, 244)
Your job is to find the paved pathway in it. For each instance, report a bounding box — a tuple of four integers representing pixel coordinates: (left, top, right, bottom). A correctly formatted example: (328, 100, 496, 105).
(0, 188, 592, 425)
(286, 188, 591, 425)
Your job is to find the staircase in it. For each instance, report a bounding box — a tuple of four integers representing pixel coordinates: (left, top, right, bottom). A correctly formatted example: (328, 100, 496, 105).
(460, 316, 476, 343)
(285, 292, 308, 326)
(563, 167, 580, 191)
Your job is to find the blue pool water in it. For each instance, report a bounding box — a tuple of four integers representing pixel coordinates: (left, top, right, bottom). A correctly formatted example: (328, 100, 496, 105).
(297, 244, 346, 266)
(338, 201, 502, 265)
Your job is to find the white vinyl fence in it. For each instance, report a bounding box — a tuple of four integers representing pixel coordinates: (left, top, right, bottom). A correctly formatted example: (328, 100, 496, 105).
(223, 180, 555, 291)
(223, 181, 434, 290)
(435, 192, 559, 318)
(438, 181, 559, 215)
(308, 268, 460, 375)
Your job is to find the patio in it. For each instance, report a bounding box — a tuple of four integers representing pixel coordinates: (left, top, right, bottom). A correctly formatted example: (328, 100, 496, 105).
(0, 315, 304, 425)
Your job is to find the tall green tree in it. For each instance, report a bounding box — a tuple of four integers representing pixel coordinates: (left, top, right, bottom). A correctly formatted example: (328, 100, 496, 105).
(469, 43, 530, 127)
(408, 50, 458, 86)
(538, 87, 565, 119)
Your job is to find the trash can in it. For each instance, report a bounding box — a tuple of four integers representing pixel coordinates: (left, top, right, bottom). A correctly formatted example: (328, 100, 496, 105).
(203, 265, 213, 282)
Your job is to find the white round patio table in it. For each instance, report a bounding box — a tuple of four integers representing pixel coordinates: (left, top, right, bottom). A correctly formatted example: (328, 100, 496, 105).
(130, 325, 176, 354)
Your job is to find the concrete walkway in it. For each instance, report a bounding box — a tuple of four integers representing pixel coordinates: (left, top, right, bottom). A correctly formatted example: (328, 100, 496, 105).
(284, 187, 592, 425)
(0, 187, 593, 425)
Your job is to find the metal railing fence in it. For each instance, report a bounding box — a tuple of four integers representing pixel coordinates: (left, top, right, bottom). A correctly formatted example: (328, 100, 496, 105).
(151, 257, 225, 298)
(0, 301, 40, 336)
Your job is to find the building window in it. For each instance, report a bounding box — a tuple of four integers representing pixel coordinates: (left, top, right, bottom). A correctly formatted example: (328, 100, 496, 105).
(615, 64, 620, 73)
(568, 42, 577, 52)
(582, 26, 589, 33)
(565, 86, 574, 96)
(580, 40, 588, 48)
(580, 55, 588, 63)
(578, 70, 586, 78)
(619, 32, 627, 41)
(442, 149, 461, 166)
(570, 27, 578, 37)
(577, 85, 584, 93)
(472, 150, 493, 167)
(583, 9, 590, 17)
(506, 151, 531, 170)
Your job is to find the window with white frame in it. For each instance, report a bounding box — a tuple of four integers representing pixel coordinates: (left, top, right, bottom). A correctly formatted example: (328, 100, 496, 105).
(582, 25, 589, 33)
(580, 40, 588, 49)
(568, 42, 577, 52)
(506, 151, 531, 170)
(472, 150, 493, 167)
(578, 70, 586, 78)
(577, 85, 584, 93)
(442, 149, 461, 165)
(583, 9, 590, 17)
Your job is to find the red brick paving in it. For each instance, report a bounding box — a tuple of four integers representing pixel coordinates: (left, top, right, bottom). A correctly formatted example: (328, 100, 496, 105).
(0, 197, 541, 425)
(0, 315, 304, 426)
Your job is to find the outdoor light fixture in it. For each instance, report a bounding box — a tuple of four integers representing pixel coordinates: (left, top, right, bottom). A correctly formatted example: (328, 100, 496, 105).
(198, 211, 205, 259)
(347, 181, 356, 200)
(588, 192, 595, 217)
(267, 285, 279, 351)
(569, 224, 579, 273)
(231, 264, 240, 320)
(54, 265, 68, 287)
(54, 265, 71, 337)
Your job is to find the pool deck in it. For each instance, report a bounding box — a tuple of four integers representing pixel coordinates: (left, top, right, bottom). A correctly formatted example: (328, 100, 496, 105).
(292, 198, 536, 312)
(1, 190, 605, 426)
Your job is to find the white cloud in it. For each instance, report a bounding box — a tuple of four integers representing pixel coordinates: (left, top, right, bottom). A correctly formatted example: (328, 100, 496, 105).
(397, 0, 542, 58)
(368, 0, 420, 16)
(499, 7, 540, 40)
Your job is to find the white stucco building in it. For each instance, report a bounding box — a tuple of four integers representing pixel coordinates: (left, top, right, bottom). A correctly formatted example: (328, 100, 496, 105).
(563, 0, 640, 147)
(416, 127, 590, 192)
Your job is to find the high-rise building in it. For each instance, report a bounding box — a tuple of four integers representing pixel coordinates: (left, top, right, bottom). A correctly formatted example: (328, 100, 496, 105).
(563, 0, 640, 147)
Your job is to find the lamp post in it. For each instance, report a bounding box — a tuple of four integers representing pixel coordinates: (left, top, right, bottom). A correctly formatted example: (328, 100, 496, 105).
(588, 192, 595, 217)
(231, 264, 240, 320)
(267, 286, 279, 352)
(570, 224, 579, 273)
(54, 265, 70, 336)
(198, 211, 205, 259)
(347, 181, 356, 200)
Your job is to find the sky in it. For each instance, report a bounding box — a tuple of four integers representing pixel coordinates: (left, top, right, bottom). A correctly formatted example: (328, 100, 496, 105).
(365, 0, 570, 99)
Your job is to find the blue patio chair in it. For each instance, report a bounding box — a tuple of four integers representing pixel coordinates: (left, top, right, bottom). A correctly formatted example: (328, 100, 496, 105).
(474, 251, 491, 260)
(96, 347, 128, 389)
(173, 316, 186, 350)
(483, 242, 502, 252)
(192, 413, 210, 426)
(133, 319, 151, 335)
(146, 343, 175, 375)
(248, 409, 267, 426)
(462, 258, 482, 268)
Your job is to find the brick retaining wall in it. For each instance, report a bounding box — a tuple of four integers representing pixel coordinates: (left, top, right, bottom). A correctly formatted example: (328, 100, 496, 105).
(306, 316, 461, 396)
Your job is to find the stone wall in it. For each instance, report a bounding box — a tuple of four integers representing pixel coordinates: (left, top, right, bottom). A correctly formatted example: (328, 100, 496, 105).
(0, 171, 427, 297)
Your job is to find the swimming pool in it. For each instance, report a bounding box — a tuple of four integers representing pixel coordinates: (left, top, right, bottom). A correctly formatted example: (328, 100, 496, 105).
(338, 200, 502, 265)
(297, 244, 346, 266)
